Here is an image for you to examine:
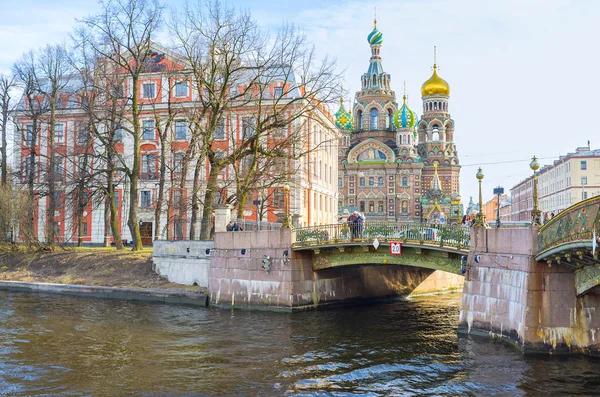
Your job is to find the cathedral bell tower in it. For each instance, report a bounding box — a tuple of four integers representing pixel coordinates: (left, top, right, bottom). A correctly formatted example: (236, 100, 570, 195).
(418, 47, 461, 223)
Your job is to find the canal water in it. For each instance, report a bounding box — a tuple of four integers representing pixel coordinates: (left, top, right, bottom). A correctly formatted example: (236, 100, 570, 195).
(1, 291, 599, 396)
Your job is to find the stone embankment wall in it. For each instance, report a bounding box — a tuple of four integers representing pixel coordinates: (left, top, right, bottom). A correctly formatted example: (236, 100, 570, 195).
(209, 230, 463, 311)
(153, 240, 213, 287)
(459, 227, 600, 355)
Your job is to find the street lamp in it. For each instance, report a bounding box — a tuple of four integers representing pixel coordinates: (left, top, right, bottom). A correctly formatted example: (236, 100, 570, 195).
(493, 186, 504, 228)
(474, 167, 486, 227)
(529, 156, 542, 226)
(282, 183, 291, 228)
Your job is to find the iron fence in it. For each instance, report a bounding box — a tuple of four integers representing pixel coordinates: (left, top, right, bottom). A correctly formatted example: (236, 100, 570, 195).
(293, 222, 470, 249)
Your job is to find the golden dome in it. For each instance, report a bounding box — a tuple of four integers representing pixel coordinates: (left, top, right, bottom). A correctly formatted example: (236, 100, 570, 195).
(421, 65, 450, 97)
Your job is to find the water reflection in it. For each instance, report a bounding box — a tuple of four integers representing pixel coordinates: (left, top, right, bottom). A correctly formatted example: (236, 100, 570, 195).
(0, 291, 599, 396)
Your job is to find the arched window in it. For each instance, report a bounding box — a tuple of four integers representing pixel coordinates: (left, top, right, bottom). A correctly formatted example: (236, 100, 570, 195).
(388, 109, 394, 129)
(432, 125, 440, 141)
(408, 135, 411, 144)
(372, 75, 377, 86)
(402, 176, 408, 186)
(370, 108, 378, 130)
(357, 110, 363, 130)
(398, 135, 402, 145)
(434, 102, 438, 110)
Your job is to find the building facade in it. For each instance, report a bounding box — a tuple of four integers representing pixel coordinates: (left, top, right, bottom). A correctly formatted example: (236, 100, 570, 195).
(13, 43, 338, 245)
(336, 21, 461, 223)
(510, 146, 600, 221)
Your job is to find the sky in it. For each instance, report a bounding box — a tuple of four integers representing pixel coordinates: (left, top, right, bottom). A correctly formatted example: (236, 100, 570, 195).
(1, 0, 599, 203)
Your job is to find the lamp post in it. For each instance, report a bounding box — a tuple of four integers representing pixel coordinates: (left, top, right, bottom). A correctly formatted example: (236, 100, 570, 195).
(282, 183, 291, 228)
(529, 156, 542, 226)
(474, 167, 486, 227)
(493, 186, 504, 228)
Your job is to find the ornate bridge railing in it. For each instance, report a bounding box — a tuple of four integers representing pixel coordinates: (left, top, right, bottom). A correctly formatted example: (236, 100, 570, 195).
(537, 196, 600, 256)
(292, 222, 470, 250)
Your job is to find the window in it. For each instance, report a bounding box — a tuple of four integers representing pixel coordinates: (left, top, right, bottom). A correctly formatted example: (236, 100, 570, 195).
(142, 83, 156, 98)
(242, 117, 255, 138)
(338, 178, 343, 187)
(581, 160, 587, 170)
(378, 201, 384, 212)
(174, 81, 188, 97)
(25, 125, 34, 145)
(173, 190, 183, 207)
(77, 124, 88, 145)
(273, 189, 284, 208)
(402, 176, 408, 186)
(173, 153, 184, 174)
(114, 127, 123, 143)
(141, 154, 157, 178)
(369, 177, 374, 186)
(141, 191, 152, 207)
(54, 123, 65, 145)
(378, 177, 383, 186)
(114, 190, 119, 208)
(273, 87, 283, 98)
(175, 121, 187, 140)
(359, 178, 365, 186)
(370, 108, 378, 130)
(143, 120, 155, 140)
(583, 192, 588, 200)
(77, 155, 90, 176)
(111, 84, 124, 99)
(82, 222, 88, 237)
(54, 156, 64, 179)
(213, 118, 225, 139)
(359, 201, 365, 212)
(582, 176, 588, 185)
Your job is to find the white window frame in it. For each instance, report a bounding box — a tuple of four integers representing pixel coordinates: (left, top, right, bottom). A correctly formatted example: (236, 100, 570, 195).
(174, 81, 188, 97)
(142, 83, 156, 99)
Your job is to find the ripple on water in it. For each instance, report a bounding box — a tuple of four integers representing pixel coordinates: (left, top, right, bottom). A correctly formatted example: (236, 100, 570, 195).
(1, 291, 600, 396)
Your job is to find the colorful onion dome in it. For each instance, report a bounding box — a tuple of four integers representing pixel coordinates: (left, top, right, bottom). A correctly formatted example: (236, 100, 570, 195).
(421, 64, 450, 96)
(367, 20, 383, 45)
(335, 98, 353, 131)
(393, 95, 417, 129)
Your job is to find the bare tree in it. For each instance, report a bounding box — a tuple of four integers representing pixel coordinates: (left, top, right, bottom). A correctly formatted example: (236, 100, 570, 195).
(171, 2, 341, 237)
(79, 0, 163, 250)
(0, 73, 16, 187)
(12, 44, 74, 248)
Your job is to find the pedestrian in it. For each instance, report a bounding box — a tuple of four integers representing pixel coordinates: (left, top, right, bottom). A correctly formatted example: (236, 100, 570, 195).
(226, 221, 234, 231)
(347, 211, 358, 239)
(232, 221, 242, 231)
(356, 212, 364, 238)
(543, 213, 550, 224)
(551, 212, 555, 219)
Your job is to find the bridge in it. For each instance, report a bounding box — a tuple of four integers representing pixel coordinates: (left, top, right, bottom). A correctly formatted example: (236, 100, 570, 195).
(292, 222, 469, 274)
(535, 196, 600, 295)
(154, 197, 600, 355)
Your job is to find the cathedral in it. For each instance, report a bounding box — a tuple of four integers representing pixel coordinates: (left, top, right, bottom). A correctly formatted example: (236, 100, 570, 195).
(336, 20, 461, 224)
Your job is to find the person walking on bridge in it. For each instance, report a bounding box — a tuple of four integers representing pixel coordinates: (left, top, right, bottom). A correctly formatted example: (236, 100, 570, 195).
(347, 211, 358, 239)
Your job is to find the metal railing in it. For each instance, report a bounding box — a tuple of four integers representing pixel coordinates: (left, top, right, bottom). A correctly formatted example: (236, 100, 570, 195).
(293, 222, 470, 249)
(537, 196, 600, 254)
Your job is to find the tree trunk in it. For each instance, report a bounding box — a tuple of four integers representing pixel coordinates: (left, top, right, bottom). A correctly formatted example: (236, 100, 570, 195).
(46, 101, 56, 248)
(199, 164, 221, 240)
(189, 157, 203, 240)
(1, 97, 8, 186)
(154, 120, 168, 240)
(127, 83, 142, 250)
(103, 195, 111, 247)
(108, 167, 124, 250)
